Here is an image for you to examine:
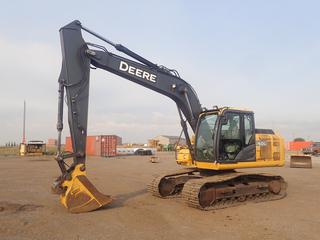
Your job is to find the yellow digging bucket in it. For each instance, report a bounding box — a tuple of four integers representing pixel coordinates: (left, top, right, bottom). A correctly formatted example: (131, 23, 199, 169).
(60, 164, 112, 213)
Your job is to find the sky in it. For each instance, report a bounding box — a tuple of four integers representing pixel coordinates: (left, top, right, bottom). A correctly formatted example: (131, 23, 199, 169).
(0, 0, 319, 145)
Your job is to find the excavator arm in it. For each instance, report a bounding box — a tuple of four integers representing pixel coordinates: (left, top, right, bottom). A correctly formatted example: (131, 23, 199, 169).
(53, 20, 202, 213)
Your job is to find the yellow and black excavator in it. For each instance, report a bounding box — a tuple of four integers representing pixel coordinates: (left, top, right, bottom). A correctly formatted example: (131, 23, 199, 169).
(52, 20, 287, 213)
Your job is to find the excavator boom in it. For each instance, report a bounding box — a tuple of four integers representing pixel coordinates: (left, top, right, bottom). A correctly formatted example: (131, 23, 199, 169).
(53, 20, 202, 213)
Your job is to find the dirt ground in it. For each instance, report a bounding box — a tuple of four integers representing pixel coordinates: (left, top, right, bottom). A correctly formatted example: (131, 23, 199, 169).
(0, 152, 319, 240)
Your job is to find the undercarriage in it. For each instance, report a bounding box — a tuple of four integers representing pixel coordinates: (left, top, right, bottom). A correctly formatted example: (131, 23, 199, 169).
(148, 168, 287, 210)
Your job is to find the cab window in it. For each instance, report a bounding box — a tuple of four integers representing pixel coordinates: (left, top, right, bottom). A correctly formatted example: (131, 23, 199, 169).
(221, 114, 240, 140)
(244, 114, 254, 145)
(219, 113, 242, 161)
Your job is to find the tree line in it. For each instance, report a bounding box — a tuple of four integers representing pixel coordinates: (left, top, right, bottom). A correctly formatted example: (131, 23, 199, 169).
(2, 142, 18, 147)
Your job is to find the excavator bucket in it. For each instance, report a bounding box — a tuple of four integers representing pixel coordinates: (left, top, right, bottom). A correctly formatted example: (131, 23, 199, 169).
(290, 155, 312, 168)
(60, 164, 112, 213)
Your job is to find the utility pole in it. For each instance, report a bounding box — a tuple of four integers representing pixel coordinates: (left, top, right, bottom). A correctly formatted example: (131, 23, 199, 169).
(22, 100, 26, 144)
(19, 100, 27, 156)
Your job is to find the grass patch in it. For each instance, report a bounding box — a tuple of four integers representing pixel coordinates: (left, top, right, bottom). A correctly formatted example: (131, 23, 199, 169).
(0, 147, 19, 156)
(0, 145, 64, 156)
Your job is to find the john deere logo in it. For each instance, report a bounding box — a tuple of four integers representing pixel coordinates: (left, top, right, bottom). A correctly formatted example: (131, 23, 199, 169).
(119, 61, 157, 83)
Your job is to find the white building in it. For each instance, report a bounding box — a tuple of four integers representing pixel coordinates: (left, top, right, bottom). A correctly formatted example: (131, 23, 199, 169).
(153, 135, 186, 145)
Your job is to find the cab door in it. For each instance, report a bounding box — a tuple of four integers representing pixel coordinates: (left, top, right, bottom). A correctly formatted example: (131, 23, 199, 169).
(216, 111, 255, 162)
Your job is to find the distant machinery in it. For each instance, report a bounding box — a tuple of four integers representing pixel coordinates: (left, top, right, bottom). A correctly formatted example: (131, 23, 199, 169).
(20, 141, 46, 156)
(18, 101, 46, 156)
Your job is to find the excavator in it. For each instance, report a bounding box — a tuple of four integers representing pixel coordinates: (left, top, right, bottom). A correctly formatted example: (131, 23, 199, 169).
(52, 20, 287, 213)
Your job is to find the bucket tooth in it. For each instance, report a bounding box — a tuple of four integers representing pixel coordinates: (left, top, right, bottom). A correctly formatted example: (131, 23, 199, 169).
(60, 164, 112, 213)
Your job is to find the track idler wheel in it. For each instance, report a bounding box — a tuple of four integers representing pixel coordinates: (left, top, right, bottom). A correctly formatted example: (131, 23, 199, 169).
(158, 178, 176, 197)
(268, 180, 282, 194)
(60, 164, 112, 213)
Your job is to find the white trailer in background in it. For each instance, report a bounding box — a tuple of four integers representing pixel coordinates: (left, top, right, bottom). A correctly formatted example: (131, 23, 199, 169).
(117, 147, 157, 156)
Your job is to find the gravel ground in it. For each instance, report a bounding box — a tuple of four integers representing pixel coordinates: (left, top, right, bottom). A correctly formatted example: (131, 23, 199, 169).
(0, 152, 319, 240)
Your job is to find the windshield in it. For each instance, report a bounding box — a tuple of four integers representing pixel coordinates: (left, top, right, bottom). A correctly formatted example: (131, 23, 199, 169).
(195, 113, 218, 161)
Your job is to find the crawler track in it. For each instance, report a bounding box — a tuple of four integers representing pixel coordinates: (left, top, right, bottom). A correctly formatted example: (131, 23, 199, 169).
(148, 169, 287, 210)
(148, 168, 198, 198)
(181, 172, 287, 210)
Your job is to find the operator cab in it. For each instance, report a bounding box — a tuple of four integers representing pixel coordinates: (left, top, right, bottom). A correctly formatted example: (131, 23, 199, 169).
(195, 108, 256, 163)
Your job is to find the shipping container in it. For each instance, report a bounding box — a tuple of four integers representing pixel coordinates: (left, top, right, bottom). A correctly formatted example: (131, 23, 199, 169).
(65, 135, 118, 157)
(100, 135, 117, 157)
(47, 138, 57, 146)
(65, 137, 72, 152)
(288, 141, 313, 151)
